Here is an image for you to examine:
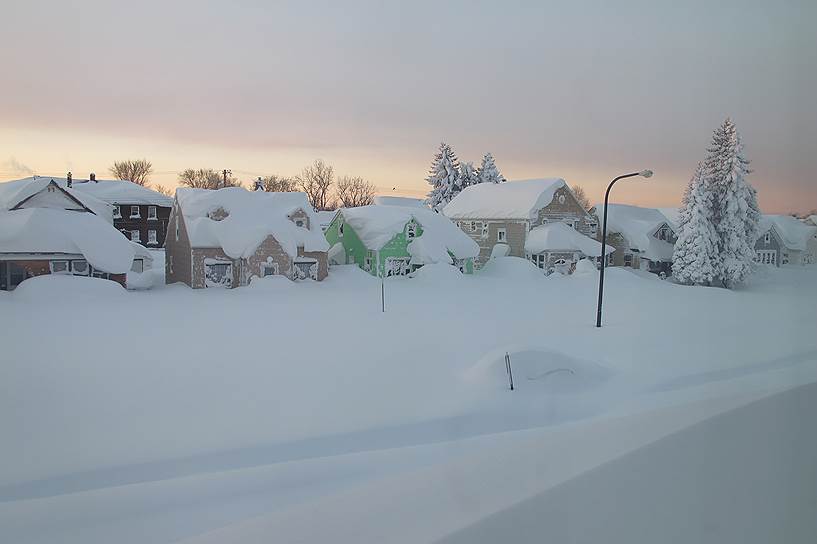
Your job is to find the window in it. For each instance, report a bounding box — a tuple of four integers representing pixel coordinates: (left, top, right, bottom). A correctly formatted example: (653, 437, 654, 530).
(481, 222, 489, 237)
(169, 255, 173, 274)
(175, 216, 179, 241)
(130, 205, 141, 218)
(148, 206, 157, 220)
(764, 232, 771, 244)
(497, 228, 506, 242)
(407, 222, 417, 240)
(590, 223, 598, 236)
(131, 259, 144, 273)
(71, 260, 89, 275)
(470, 221, 476, 231)
(262, 263, 278, 276)
(204, 262, 232, 287)
(113, 205, 122, 218)
(130, 230, 141, 242)
(624, 254, 633, 267)
(339, 222, 345, 237)
(147, 230, 157, 244)
(295, 219, 305, 228)
(50, 260, 69, 274)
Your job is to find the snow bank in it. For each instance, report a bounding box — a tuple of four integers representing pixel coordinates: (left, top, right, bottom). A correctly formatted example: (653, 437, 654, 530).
(0, 208, 135, 273)
(177, 188, 329, 259)
(573, 258, 598, 275)
(408, 263, 464, 284)
(340, 205, 478, 262)
(247, 274, 295, 291)
(478, 256, 544, 281)
(10, 274, 127, 301)
(524, 222, 613, 256)
(443, 178, 566, 221)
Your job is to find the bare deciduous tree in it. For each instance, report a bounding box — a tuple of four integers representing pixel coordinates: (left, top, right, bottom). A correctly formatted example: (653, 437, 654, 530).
(153, 184, 173, 197)
(109, 159, 153, 186)
(261, 175, 297, 192)
(572, 184, 591, 211)
(178, 168, 242, 190)
(297, 160, 334, 210)
(336, 176, 376, 208)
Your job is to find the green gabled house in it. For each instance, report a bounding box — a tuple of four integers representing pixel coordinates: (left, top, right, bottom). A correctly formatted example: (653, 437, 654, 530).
(324, 204, 479, 276)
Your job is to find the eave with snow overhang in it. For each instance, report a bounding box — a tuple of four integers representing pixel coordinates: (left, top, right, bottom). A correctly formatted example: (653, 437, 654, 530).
(755, 215, 817, 266)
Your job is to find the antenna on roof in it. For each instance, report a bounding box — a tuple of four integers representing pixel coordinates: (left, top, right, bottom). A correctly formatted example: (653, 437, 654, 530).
(67, 172, 72, 188)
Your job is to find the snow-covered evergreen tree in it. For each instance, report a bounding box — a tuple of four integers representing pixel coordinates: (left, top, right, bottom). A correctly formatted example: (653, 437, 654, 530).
(475, 152, 506, 184)
(704, 118, 760, 287)
(426, 142, 462, 211)
(672, 163, 720, 285)
(459, 161, 479, 190)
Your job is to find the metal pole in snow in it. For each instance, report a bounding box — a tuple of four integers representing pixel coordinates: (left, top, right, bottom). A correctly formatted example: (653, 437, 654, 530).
(505, 352, 514, 391)
(379, 251, 385, 313)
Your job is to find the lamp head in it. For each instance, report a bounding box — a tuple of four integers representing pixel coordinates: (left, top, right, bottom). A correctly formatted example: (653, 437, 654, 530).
(639, 169, 654, 179)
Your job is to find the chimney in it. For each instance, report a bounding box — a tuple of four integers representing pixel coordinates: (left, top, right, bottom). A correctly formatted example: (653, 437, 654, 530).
(67, 171, 72, 188)
(90, 172, 97, 182)
(254, 177, 264, 191)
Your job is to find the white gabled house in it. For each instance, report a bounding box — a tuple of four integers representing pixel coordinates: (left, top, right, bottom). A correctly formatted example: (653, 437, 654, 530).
(755, 215, 817, 266)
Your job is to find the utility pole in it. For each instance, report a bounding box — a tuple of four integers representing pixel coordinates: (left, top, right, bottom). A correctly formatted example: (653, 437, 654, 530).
(222, 169, 231, 189)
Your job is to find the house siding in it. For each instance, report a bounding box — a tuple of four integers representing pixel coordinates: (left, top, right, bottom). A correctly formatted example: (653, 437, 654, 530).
(0, 258, 125, 290)
(754, 228, 783, 267)
(165, 204, 193, 286)
(534, 186, 597, 237)
(114, 204, 172, 247)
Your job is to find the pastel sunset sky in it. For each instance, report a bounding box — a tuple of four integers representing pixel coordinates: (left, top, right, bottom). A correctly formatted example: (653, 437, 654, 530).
(1, 0, 814, 212)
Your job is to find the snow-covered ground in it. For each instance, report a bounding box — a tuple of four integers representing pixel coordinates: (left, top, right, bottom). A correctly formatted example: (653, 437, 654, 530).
(1, 260, 815, 543)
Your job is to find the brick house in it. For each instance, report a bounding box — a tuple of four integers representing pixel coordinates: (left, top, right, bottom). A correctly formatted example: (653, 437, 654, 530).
(0, 178, 135, 290)
(165, 188, 329, 288)
(443, 178, 600, 271)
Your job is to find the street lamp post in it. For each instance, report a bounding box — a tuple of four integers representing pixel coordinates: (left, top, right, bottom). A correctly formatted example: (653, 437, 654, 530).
(596, 170, 653, 328)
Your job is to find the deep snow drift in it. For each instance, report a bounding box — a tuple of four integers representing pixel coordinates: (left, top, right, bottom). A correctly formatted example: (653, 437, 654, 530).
(1, 260, 815, 543)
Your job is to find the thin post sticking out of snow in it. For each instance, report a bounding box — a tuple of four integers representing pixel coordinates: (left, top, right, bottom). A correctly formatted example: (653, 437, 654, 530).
(505, 352, 514, 391)
(378, 250, 385, 313)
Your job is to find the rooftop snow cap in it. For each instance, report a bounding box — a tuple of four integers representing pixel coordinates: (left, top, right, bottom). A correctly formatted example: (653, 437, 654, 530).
(442, 178, 567, 221)
(0, 176, 173, 207)
(524, 222, 614, 257)
(175, 187, 329, 259)
(0, 177, 115, 221)
(760, 214, 817, 251)
(338, 204, 479, 264)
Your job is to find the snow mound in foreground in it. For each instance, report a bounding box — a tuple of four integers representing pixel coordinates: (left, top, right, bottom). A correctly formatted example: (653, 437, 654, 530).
(10, 274, 126, 301)
(478, 257, 544, 281)
(573, 258, 598, 275)
(247, 274, 294, 291)
(467, 347, 612, 394)
(409, 263, 464, 284)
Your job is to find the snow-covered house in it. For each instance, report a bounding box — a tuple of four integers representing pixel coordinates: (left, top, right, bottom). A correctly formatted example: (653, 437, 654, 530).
(6, 175, 173, 247)
(525, 222, 614, 274)
(0, 178, 135, 290)
(443, 178, 598, 268)
(165, 188, 329, 288)
(316, 210, 337, 233)
(755, 215, 817, 266)
(590, 204, 678, 275)
(324, 205, 479, 276)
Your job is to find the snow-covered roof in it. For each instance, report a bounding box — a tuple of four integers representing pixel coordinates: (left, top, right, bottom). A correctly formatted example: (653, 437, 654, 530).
(656, 207, 682, 230)
(525, 222, 614, 257)
(2, 176, 173, 207)
(597, 204, 675, 261)
(176, 188, 329, 259)
(761, 215, 817, 251)
(339, 205, 479, 263)
(806, 215, 817, 227)
(316, 210, 338, 228)
(443, 178, 568, 221)
(0, 177, 115, 220)
(0, 208, 135, 273)
(373, 195, 428, 208)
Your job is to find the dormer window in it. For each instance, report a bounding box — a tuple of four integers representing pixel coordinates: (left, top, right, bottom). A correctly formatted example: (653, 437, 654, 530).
(207, 206, 229, 221)
(295, 219, 305, 228)
(148, 206, 157, 220)
(764, 232, 771, 244)
(130, 205, 141, 219)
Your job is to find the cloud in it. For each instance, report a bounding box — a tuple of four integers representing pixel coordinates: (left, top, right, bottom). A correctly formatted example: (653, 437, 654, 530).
(1, 157, 34, 176)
